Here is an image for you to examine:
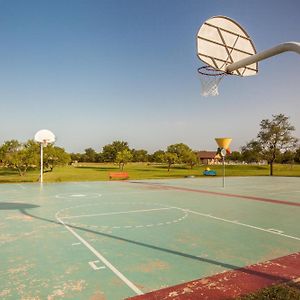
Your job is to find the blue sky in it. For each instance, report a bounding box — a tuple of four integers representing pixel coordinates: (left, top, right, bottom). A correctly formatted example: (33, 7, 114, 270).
(0, 0, 299, 153)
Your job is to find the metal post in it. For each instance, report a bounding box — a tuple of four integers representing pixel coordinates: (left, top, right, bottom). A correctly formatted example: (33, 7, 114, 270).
(40, 143, 43, 183)
(226, 42, 300, 73)
(222, 156, 225, 188)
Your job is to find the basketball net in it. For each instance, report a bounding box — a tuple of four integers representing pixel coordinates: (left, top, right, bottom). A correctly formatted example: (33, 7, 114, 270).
(198, 66, 227, 97)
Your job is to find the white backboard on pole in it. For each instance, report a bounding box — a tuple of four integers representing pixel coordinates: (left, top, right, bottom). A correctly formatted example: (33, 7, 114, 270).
(196, 16, 258, 76)
(34, 129, 56, 145)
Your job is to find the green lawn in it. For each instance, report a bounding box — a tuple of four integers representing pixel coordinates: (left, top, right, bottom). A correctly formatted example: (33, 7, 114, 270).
(0, 163, 300, 183)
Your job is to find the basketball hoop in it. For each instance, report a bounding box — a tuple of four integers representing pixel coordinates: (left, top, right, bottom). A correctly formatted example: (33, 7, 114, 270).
(198, 66, 227, 97)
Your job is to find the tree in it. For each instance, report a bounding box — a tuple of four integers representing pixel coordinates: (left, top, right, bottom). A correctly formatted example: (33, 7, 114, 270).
(150, 150, 165, 163)
(167, 143, 192, 163)
(295, 148, 300, 163)
(70, 152, 83, 163)
(162, 152, 178, 171)
(131, 149, 148, 162)
(83, 148, 97, 162)
(241, 140, 263, 163)
(115, 149, 133, 170)
(278, 150, 295, 165)
(0, 140, 39, 176)
(43, 145, 71, 172)
(102, 141, 130, 162)
(183, 151, 198, 169)
(256, 114, 298, 176)
(228, 151, 242, 162)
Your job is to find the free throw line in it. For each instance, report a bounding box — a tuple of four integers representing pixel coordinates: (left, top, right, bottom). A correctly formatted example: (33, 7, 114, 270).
(60, 207, 174, 220)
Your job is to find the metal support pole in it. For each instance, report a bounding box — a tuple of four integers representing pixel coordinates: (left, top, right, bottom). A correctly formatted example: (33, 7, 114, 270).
(222, 156, 225, 188)
(226, 42, 300, 74)
(40, 143, 43, 183)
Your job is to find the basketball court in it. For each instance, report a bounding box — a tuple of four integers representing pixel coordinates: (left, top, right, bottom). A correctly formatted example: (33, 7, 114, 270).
(1, 177, 300, 299)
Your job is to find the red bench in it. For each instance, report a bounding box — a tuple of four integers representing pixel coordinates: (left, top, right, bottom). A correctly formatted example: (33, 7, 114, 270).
(109, 172, 129, 180)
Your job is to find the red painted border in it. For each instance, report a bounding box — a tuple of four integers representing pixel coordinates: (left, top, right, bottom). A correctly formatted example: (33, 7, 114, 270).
(129, 181, 300, 207)
(126, 252, 300, 300)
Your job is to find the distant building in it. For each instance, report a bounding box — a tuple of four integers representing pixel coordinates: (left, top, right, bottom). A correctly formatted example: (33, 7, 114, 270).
(197, 151, 221, 165)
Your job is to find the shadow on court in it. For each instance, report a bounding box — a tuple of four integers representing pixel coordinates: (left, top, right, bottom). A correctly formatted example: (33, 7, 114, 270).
(0, 202, 39, 210)
(19, 208, 292, 284)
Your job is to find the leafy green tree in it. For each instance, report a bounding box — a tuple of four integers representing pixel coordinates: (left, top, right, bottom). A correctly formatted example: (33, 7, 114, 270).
(115, 149, 133, 170)
(0, 140, 20, 162)
(241, 140, 263, 163)
(150, 150, 165, 163)
(228, 151, 242, 162)
(167, 143, 192, 163)
(102, 141, 130, 162)
(278, 150, 296, 164)
(83, 148, 97, 162)
(295, 148, 300, 163)
(256, 114, 298, 176)
(131, 149, 148, 162)
(0, 140, 39, 176)
(183, 151, 198, 169)
(70, 153, 82, 163)
(162, 152, 178, 171)
(43, 145, 71, 172)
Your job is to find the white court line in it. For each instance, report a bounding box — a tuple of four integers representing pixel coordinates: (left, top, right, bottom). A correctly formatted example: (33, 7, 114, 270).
(173, 207, 300, 242)
(60, 207, 174, 220)
(55, 214, 143, 296)
(17, 184, 26, 190)
(88, 260, 106, 270)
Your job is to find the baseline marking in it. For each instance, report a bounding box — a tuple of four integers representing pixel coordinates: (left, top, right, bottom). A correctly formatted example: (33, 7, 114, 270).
(174, 207, 300, 242)
(55, 214, 143, 296)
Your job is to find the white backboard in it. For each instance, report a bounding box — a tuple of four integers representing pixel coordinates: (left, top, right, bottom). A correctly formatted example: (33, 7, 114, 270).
(34, 129, 55, 144)
(197, 16, 258, 76)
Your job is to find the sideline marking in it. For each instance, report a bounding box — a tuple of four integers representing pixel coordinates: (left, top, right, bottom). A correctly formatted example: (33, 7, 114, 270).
(55, 214, 143, 296)
(129, 182, 300, 207)
(61, 207, 174, 220)
(180, 208, 300, 241)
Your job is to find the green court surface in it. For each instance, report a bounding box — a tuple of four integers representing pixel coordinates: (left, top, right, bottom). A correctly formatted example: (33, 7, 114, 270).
(0, 177, 300, 299)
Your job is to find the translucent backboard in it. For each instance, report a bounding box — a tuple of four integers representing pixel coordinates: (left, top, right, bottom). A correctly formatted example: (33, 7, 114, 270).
(197, 16, 258, 76)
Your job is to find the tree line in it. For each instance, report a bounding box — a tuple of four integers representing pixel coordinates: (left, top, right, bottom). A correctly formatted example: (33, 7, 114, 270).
(0, 114, 299, 176)
(71, 142, 199, 171)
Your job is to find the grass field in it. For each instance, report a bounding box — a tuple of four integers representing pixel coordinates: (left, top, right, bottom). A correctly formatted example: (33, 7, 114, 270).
(0, 163, 300, 183)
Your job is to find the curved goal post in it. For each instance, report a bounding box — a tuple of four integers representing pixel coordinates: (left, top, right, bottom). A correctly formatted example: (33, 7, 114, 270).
(225, 42, 300, 74)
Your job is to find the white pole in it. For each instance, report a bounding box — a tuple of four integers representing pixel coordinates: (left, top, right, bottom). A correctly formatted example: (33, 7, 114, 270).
(222, 156, 225, 188)
(40, 143, 43, 183)
(226, 42, 300, 73)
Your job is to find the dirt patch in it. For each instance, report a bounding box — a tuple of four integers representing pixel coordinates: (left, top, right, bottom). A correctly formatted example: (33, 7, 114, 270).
(8, 263, 34, 275)
(90, 291, 107, 300)
(134, 259, 169, 273)
(0, 289, 11, 297)
(6, 214, 33, 221)
(0, 233, 18, 245)
(47, 280, 86, 299)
